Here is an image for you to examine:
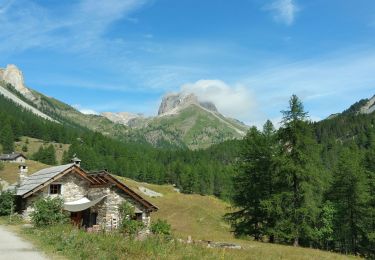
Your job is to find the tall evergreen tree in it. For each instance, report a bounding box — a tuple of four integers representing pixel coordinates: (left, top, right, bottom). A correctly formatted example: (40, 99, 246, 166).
(0, 123, 14, 153)
(330, 146, 371, 255)
(272, 95, 325, 246)
(226, 121, 277, 240)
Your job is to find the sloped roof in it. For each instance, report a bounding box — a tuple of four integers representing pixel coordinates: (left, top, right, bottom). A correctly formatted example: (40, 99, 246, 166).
(16, 163, 74, 196)
(0, 153, 26, 160)
(87, 171, 158, 212)
(15, 164, 158, 212)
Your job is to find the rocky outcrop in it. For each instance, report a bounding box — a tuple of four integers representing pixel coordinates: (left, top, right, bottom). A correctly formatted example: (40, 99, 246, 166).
(158, 92, 218, 116)
(101, 112, 143, 126)
(360, 95, 375, 114)
(0, 64, 36, 101)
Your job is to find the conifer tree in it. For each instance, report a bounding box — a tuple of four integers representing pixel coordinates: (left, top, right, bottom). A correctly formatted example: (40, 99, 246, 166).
(273, 95, 325, 246)
(330, 146, 371, 255)
(0, 123, 14, 153)
(226, 121, 277, 240)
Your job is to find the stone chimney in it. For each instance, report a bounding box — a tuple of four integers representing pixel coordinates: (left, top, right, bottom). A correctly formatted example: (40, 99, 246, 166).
(18, 164, 28, 183)
(71, 156, 81, 167)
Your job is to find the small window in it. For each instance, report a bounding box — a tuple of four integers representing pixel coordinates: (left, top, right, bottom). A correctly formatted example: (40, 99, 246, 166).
(49, 184, 62, 195)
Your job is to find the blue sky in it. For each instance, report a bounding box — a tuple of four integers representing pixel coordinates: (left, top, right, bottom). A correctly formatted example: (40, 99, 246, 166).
(0, 0, 375, 127)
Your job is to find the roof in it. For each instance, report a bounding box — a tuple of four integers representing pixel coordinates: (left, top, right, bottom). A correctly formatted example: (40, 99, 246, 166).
(0, 153, 26, 161)
(15, 164, 157, 212)
(87, 171, 158, 212)
(16, 163, 75, 196)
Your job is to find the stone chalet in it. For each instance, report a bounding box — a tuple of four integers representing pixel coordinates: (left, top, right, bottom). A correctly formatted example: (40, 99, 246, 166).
(12, 158, 158, 231)
(0, 153, 26, 163)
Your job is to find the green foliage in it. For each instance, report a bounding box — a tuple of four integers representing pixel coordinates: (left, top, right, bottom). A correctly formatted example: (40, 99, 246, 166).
(228, 95, 374, 257)
(118, 202, 144, 235)
(22, 144, 28, 152)
(30, 197, 68, 227)
(328, 147, 371, 255)
(313, 201, 336, 249)
(32, 144, 57, 165)
(151, 219, 172, 236)
(272, 95, 325, 246)
(22, 224, 248, 260)
(0, 122, 14, 153)
(0, 93, 237, 200)
(0, 191, 15, 216)
(0, 162, 3, 171)
(226, 121, 277, 241)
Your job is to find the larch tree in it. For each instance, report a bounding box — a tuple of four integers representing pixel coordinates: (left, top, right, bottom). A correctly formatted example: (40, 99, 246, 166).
(226, 120, 277, 241)
(273, 95, 325, 246)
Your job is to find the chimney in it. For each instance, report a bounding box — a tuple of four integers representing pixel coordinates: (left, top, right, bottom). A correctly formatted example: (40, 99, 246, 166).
(19, 164, 28, 183)
(71, 155, 81, 167)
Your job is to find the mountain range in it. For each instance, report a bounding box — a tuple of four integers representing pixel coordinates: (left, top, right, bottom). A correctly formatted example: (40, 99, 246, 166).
(0, 64, 247, 149)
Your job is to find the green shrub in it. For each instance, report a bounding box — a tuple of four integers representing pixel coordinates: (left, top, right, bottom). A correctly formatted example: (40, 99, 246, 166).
(151, 219, 171, 236)
(0, 161, 3, 171)
(119, 202, 144, 235)
(30, 197, 68, 227)
(0, 190, 15, 215)
(22, 144, 28, 152)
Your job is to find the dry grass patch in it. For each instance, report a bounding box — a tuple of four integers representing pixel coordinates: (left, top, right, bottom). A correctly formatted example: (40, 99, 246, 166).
(118, 177, 355, 259)
(0, 160, 48, 184)
(14, 136, 70, 164)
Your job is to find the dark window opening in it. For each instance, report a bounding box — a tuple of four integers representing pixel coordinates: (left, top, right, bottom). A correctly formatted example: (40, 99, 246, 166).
(49, 184, 62, 194)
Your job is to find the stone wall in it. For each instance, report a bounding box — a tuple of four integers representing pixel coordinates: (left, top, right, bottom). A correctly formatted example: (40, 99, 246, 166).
(21, 172, 151, 233)
(88, 186, 151, 231)
(22, 172, 90, 220)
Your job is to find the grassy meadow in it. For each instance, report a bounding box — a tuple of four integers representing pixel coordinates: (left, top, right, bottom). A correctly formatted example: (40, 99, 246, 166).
(0, 158, 356, 259)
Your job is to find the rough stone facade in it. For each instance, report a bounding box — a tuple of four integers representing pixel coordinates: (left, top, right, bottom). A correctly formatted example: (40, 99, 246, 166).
(22, 171, 151, 232)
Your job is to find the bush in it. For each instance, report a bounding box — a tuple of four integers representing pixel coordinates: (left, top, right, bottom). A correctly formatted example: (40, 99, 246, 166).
(0, 190, 15, 215)
(30, 197, 68, 227)
(119, 202, 144, 235)
(0, 162, 3, 171)
(151, 219, 171, 236)
(22, 144, 28, 152)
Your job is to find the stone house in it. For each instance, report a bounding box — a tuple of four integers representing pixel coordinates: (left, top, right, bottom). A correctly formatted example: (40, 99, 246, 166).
(13, 158, 158, 231)
(0, 152, 26, 163)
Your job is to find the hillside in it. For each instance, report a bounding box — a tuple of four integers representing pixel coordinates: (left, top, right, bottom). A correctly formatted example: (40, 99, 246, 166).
(122, 104, 247, 149)
(0, 162, 353, 259)
(0, 65, 247, 149)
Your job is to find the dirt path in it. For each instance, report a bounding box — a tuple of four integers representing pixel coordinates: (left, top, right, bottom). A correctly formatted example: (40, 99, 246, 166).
(0, 225, 48, 260)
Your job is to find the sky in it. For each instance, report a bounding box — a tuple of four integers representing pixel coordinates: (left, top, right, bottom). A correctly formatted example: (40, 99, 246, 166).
(0, 0, 375, 127)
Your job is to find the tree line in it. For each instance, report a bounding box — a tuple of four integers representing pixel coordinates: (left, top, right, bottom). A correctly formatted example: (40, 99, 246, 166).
(0, 94, 236, 199)
(227, 95, 374, 257)
(0, 91, 374, 256)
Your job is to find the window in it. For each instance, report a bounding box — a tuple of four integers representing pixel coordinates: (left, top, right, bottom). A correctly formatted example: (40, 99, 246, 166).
(49, 184, 62, 195)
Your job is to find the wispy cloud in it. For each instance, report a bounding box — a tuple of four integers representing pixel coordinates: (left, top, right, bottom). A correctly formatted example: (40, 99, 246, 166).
(264, 0, 299, 26)
(0, 0, 148, 53)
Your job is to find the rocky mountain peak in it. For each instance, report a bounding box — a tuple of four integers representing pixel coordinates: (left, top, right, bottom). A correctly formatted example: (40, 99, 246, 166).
(101, 112, 143, 126)
(158, 92, 218, 116)
(0, 64, 36, 101)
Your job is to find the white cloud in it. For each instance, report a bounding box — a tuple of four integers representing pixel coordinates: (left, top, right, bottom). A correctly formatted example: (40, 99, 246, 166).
(180, 79, 261, 123)
(265, 0, 299, 26)
(72, 104, 99, 115)
(80, 109, 99, 115)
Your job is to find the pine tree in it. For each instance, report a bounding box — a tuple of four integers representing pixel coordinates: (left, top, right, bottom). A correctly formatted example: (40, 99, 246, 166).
(226, 121, 277, 240)
(330, 146, 372, 255)
(273, 95, 325, 246)
(0, 123, 14, 153)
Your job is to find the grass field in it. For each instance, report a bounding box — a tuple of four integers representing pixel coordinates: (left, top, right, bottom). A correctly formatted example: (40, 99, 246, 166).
(0, 160, 48, 185)
(118, 177, 355, 259)
(14, 136, 70, 164)
(0, 159, 355, 259)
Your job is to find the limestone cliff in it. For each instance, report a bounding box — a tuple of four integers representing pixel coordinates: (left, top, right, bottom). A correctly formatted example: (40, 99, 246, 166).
(158, 92, 217, 116)
(0, 64, 36, 101)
